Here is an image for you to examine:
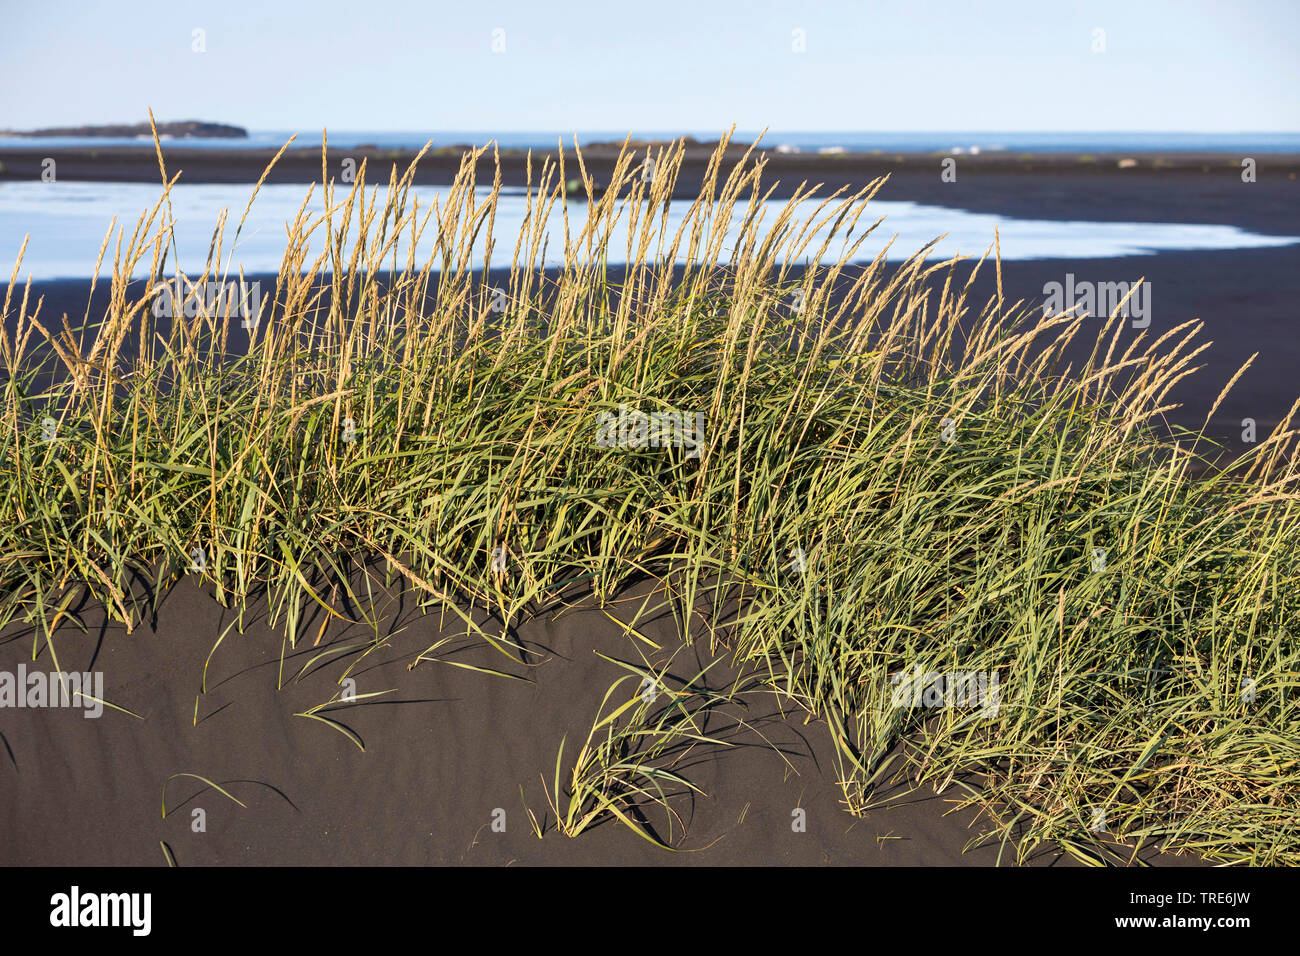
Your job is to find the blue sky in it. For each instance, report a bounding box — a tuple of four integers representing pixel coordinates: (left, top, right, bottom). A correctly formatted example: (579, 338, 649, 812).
(2, 0, 1297, 132)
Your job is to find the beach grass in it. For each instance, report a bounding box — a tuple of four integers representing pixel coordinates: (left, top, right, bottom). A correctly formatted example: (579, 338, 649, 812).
(541, 650, 736, 848)
(2, 125, 1298, 864)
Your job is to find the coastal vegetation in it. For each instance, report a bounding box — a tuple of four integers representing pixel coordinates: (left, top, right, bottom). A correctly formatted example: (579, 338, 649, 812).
(2, 129, 1297, 864)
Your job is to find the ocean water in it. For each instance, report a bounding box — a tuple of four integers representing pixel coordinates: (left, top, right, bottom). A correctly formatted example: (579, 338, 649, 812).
(1, 131, 1298, 154)
(1, 181, 1297, 281)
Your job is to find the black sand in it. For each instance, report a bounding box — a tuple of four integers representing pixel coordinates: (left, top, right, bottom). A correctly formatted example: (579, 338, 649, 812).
(1, 570, 1207, 867)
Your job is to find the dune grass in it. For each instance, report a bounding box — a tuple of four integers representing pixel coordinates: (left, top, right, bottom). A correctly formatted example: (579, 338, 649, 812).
(1, 126, 1298, 864)
(541, 650, 736, 849)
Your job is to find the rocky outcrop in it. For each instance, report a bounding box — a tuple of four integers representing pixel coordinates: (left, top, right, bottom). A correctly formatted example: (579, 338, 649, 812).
(5, 121, 248, 139)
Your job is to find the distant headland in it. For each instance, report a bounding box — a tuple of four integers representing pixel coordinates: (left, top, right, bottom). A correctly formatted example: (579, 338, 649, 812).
(0, 120, 248, 139)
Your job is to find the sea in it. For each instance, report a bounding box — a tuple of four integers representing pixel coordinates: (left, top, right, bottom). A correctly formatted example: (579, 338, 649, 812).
(2, 130, 1299, 154)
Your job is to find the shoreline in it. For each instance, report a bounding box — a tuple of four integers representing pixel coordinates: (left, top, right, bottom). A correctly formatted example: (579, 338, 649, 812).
(3, 145, 1298, 233)
(5, 149, 1297, 275)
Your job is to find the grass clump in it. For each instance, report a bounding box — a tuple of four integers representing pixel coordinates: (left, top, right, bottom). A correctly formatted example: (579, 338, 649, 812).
(2, 128, 1298, 864)
(540, 651, 735, 848)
